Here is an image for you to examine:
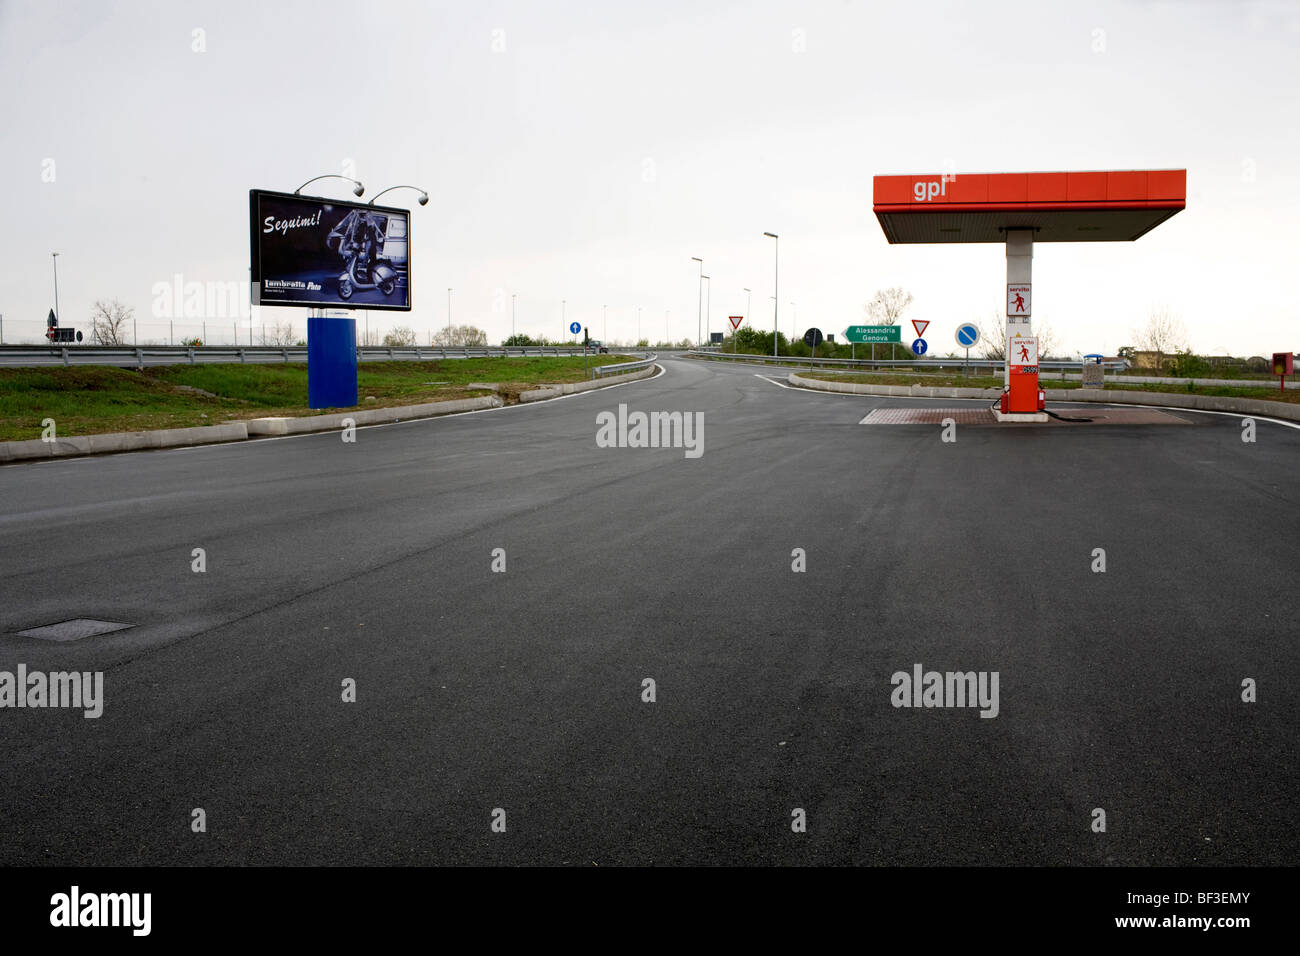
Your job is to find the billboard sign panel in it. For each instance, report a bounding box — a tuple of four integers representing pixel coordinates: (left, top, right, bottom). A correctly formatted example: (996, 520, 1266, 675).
(249, 189, 412, 310)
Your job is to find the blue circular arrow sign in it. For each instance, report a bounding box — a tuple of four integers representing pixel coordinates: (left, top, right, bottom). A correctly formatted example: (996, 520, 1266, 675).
(911, 338, 928, 356)
(955, 323, 979, 348)
(569, 321, 581, 335)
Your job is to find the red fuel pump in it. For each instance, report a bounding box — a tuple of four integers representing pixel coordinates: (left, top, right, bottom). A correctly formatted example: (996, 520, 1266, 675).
(1002, 334, 1042, 413)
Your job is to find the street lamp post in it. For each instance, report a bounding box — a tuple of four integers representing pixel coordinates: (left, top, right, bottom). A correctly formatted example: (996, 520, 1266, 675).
(702, 276, 710, 348)
(791, 301, 797, 343)
(447, 288, 452, 344)
(691, 257, 703, 349)
(603, 304, 607, 343)
(637, 306, 641, 345)
(51, 253, 60, 328)
(764, 233, 779, 356)
(511, 293, 517, 342)
(742, 287, 751, 354)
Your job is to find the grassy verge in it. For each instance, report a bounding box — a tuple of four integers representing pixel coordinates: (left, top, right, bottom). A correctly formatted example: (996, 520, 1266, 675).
(0, 355, 637, 441)
(800, 371, 1300, 404)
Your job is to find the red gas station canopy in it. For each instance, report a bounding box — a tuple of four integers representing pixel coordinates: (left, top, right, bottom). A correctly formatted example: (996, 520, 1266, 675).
(873, 169, 1186, 243)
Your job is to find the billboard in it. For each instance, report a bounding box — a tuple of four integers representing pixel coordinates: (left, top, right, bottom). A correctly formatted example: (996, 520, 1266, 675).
(249, 189, 412, 310)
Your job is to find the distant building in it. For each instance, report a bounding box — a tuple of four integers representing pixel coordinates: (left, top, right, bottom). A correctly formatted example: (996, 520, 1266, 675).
(1131, 350, 1173, 371)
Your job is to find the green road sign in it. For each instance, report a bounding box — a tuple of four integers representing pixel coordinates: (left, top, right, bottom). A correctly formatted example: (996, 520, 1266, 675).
(843, 325, 901, 344)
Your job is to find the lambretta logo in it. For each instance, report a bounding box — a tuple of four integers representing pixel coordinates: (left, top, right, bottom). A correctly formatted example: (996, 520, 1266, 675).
(596, 403, 704, 459)
(50, 886, 151, 936)
(891, 664, 999, 718)
(0, 666, 103, 718)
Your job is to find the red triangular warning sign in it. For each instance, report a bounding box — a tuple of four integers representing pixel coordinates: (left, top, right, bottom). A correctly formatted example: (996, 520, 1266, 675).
(729, 316, 743, 330)
(912, 320, 929, 338)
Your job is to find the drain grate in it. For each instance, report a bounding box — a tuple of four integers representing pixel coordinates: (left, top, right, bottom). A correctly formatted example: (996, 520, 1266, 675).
(15, 619, 136, 642)
(861, 408, 995, 425)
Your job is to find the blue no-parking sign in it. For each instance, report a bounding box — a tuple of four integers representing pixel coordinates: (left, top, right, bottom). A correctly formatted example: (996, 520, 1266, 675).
(569, 321, 581, 335)
(911, 338, 928, 356)
(955, 323, 980, 348)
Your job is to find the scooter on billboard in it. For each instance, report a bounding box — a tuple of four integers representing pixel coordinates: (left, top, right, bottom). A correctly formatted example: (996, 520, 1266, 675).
(329, 209, 401, 301)
(337, 247, 399, 300)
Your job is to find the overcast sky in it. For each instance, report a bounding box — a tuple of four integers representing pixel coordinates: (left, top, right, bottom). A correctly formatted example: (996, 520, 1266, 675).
(2, 0, 1297, 355)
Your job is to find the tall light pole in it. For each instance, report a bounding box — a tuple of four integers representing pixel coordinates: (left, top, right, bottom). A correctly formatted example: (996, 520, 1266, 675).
(665, 308, 670, 346)
(742, 288, 751, 354)
(691, 256, 703, 349)
(702, 276, 710, 348)
(51, 253, 60, 326)
(562, 300, 567, 341)
(603, 304, 607, 343)
(637, 306, 641, 345)
(511, 293, 517, 342)
(764, 233, 779, 356)
(791, 301, 797, 342)
(447, 288, 452, 344)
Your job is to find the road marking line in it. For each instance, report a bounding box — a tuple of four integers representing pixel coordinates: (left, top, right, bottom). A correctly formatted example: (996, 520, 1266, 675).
(1064, 401, 1300, 431)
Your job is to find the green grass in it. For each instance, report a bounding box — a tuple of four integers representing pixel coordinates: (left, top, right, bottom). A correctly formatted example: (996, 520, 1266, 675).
(0, 355, 636, 442)
(801, 370, 1300, 404)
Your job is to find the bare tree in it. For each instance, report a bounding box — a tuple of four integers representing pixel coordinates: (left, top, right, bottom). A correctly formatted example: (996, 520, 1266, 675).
(1034, 320, 1059, 359)
(383, 325, 417, 347)
(974, 313, 1055, 361)
(260, 321, 296, 346)
(358, 326, 381, 347)
(1133, 306, 1186, 370)
(977, 312, 1005, 360)
(90, 299, 132, 345)
(432, 324, 488, 347)
(866, 287, 914, 359)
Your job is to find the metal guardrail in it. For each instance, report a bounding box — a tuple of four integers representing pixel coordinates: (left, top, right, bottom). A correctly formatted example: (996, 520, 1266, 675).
(0, 344, 651, 369)
(685, 349, 1129, 372)
(593, 353, 658, 378)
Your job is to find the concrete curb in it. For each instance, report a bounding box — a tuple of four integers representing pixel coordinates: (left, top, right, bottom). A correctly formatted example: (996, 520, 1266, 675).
(788, 373, 1001, 400)
(0, 422, 249, 463)
(788, 373, 1300, 422)
(1, 366, 661, 463)
(1043, 387, 1300, 422)
(518, 364, 659, 403)
(244, 395, 503, 436)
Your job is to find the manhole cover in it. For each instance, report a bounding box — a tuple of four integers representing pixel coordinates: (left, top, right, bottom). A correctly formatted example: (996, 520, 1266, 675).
(15, 619, 135, 642)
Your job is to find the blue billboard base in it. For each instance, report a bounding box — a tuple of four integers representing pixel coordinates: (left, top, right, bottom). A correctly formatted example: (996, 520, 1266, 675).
(307, 315, 358, 409)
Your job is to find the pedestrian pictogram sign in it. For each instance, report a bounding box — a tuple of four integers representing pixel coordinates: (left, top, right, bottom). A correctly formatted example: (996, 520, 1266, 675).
(1006, 284, 1031, 317)
(729, 315, 743, 331)
(911, 319, 930, 338)
(1009, 334, 1037, 368)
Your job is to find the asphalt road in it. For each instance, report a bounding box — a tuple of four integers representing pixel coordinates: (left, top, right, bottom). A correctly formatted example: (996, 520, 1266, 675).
(1, 357, 1296, 866)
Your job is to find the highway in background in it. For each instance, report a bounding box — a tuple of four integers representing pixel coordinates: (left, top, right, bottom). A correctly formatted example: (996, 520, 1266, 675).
(1, 357, 1296, 865)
